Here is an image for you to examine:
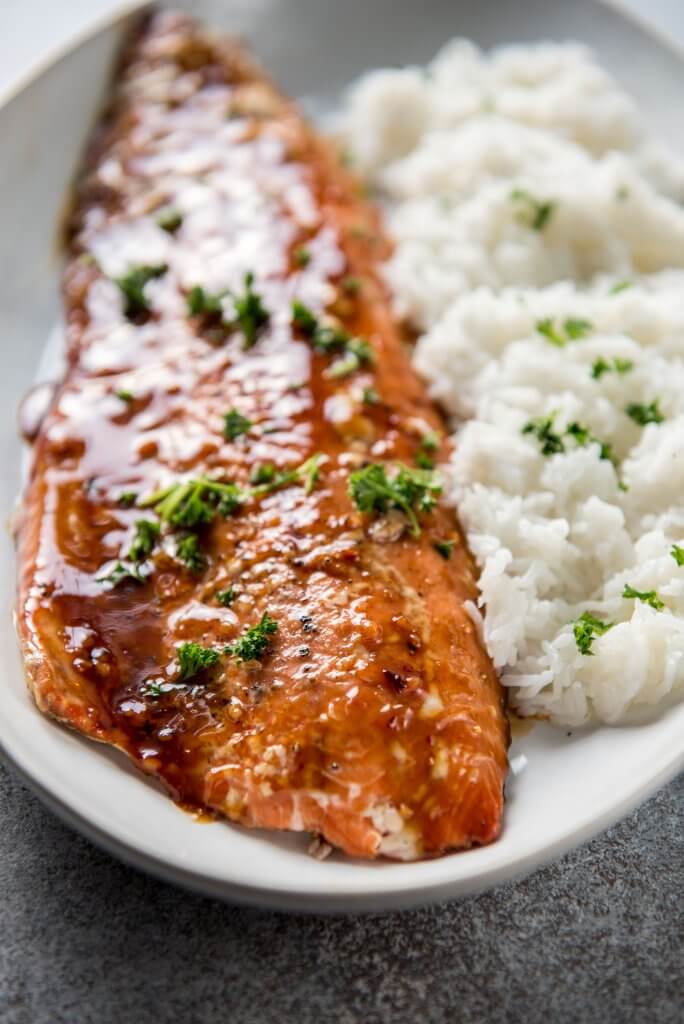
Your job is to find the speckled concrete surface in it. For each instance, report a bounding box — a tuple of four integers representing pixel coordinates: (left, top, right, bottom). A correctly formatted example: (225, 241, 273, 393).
(0, 760, 681, 1024)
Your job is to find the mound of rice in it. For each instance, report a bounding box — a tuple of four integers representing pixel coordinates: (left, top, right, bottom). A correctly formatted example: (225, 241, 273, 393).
(343, 41, 684, 726)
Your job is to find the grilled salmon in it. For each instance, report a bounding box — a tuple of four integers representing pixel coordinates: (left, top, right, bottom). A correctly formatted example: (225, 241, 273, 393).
(16, 11, 508, 859)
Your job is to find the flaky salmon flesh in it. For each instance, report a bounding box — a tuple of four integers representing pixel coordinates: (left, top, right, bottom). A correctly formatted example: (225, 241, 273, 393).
(16, 11, 508, 859)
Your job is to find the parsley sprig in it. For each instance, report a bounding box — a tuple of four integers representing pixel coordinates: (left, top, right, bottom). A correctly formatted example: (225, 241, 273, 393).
(511, 189, 556, 230)
(115, 264, 167, 320)
(522, 414, 613, 461)
(223, 409, 253, 441)
(96, 561, 147, 587)
(622, 584, 665, 611)
(625, 400, 664, 426)
(415, 430, 440, 469)
(573, 611, 614, 655)
(327, 338, 374, 379)
(521, 414, 566, 456)
(187, 285, 225, 317)
(591, 356, 634, 380)
(536, 317, 592, 347)
(156, 206, 183, 233)
(348, 462, 442, 537)
(434, 539, 455, 560)
(140, 477, 245, 528)
(291, 300, 373, 377)
(565, 422, 615, 463)
(225, 613, 278, 662)
(671, 545, 684, 567)
(293, 246, 311, 268)
(128, 519, 160, 563)
(232, 272, 270, 349)
(187, 272, 270, 348)
(175, 533, 206, 573)
(177, 641, 220, 680)
(250, 453, 324, 497)
(96, 518, 160, 588)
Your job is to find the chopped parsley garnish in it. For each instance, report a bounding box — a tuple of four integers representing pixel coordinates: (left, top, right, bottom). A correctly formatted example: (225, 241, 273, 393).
(187, 285, 225, 317)
(340, 275, 361, 295)
(216, 586, 237, 606)
(521, 414, 566, 456)
(177, 641, 220, 680)
(225, 612, 278, 662)
(536, 317, 592, 347)
(175, 532, 206, 573)
(115, 264, 167, 320)
(156, 206, 183, 233)
(591, 356, 634, 380)
(117, 491, 138, 508)
(250, 462, 276, 487)
(626, 399, 664, 426)
(536, 319, 565, 347)
(523, 415, 614, 461)
(115, 389, 134, 402)
(565, 422, 614, 463)
(362, 387, 380, 406)
(622, 584, 665, 611)
(250, 453, 324, 497)
(415, 452, 435, 470)
(127, 519, 160, 563)
(293, 246, 311, 268)
(93, 524, 154, 589)
(291, 300, 318, 336)
(291, 301, 373, 375)
(511, 188, 556, 230)
(223, 408, 253, 441)
(420, 431, 440, 452)
(327, 338, 374, 378)
(572, 611, 614, 655)
(564, 318, 593, 340)
(434, 539, 455, 560)
(610, 279, 632, 295)
(671, 544, 684, 567)
(140, 477, 244, 528)
(415, 430, 440, 469)
(348, 462, 442, 538)
(292, 304, 347, 352)
(296, 454, 324, 495)
(141, 681, 167, 698)
(188, 272, 271, 346)
(232, 271, 269, 349)
(96, 561, 146, 587)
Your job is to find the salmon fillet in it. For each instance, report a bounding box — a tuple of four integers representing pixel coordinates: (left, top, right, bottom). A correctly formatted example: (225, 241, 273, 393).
(16, 11, 508, 859)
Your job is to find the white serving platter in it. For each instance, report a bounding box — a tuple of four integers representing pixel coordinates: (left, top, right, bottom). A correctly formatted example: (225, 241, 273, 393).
(1, 0, 683, 913)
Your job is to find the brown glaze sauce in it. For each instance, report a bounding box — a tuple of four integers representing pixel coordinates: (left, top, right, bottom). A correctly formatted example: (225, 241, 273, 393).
(16, 12, 508, 859)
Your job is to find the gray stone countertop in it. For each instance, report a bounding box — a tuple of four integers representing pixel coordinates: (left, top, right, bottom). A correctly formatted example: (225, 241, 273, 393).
(0, 759, 681, 1024)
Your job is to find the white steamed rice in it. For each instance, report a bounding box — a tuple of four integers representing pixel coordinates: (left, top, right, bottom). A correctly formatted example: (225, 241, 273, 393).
(342, 40, 684, 726)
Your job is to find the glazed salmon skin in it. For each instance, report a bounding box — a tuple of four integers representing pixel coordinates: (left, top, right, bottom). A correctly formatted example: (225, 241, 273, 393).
(16, 11, 508, 859)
